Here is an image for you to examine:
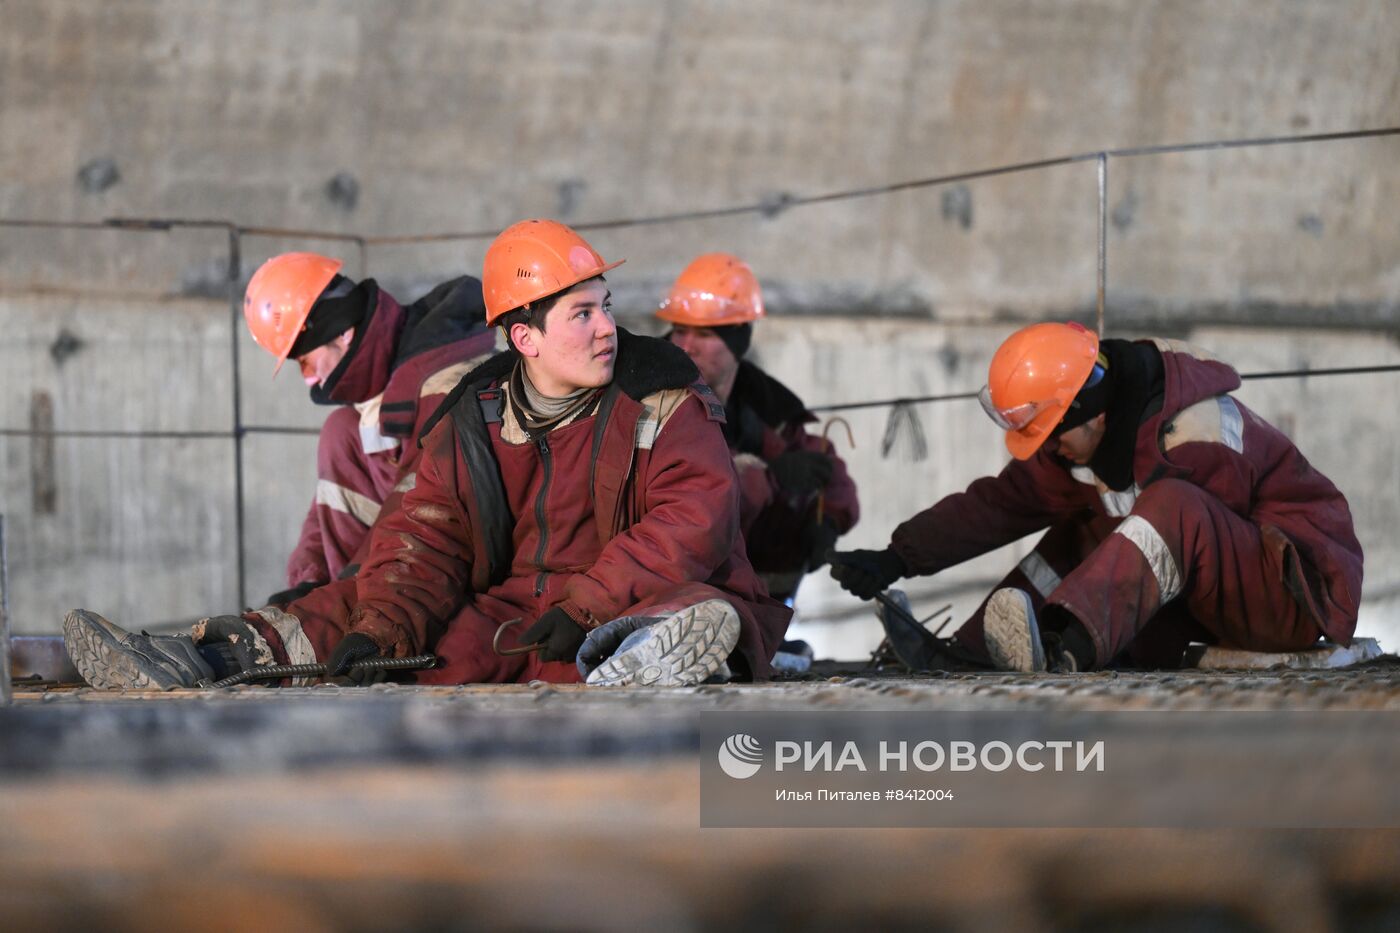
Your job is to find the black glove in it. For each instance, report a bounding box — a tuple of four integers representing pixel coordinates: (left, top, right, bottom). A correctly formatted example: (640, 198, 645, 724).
(767, 449, 835, 495)
(264, 580, 323, 608)
(521, 607, 588, 663)
(828, 548, 908, 600)
(326, 632, 384, 685)
(805, 518, 841, 570)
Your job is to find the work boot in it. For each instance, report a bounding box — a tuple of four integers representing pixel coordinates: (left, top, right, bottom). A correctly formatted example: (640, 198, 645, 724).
(63, 609, 215, 690)
(771, 638, 815, 675)
(983, 588, 1048, 673)
(579, 598, 741, 687)
(983, 589, 1083, 673)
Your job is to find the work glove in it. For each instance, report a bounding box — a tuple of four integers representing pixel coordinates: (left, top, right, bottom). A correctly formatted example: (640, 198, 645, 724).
(828, 547, 908, 600)
(805, 518, 841, 570)
(767, 449, 834, 495)
(264, 580, 323, 609)
(521, 606, 588, 663)
(326, 632, 384, 686)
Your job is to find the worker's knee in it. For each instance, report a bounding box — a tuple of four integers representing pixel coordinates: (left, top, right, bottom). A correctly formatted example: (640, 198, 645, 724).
(1131, 478, 1214, 522)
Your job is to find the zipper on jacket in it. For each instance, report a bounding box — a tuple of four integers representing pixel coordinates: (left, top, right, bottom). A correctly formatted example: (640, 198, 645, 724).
(532, 433, 553, 596)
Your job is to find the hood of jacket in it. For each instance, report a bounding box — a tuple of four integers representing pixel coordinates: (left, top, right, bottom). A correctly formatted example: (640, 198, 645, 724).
(314, 276, 491, 408)
(1153, 338, 1242, 423)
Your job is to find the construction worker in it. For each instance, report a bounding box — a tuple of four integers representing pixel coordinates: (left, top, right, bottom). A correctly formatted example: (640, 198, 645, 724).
(242, 253, 496, 604)
(65, 221, 790, 689)
(657, 253, 859, 601)
(829, 322, 1363, 672)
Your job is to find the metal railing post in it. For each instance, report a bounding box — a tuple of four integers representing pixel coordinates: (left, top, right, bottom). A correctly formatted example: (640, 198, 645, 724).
(228, 229, 248, 608)
(1097, 152, 1107, 338)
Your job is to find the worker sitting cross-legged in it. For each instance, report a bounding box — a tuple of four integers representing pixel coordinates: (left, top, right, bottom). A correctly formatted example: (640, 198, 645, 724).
(829, 322, 1363, 672)
(65, 221, 790, 689)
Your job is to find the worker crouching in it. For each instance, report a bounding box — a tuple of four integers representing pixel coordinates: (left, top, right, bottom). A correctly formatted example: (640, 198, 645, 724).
(829, 322, 1363, 672)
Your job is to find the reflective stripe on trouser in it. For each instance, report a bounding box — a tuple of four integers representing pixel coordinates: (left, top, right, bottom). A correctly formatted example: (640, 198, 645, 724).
(1047, 478, 1320, 665)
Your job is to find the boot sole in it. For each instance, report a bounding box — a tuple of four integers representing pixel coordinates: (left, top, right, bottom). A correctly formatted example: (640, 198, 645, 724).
(63, 609, 180, 690)
(983, 589, 1047, 673)
(586, 599, 741, 687)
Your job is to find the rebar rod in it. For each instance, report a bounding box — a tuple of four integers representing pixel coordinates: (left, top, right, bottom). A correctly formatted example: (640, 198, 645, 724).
(208, 654, 437, 688)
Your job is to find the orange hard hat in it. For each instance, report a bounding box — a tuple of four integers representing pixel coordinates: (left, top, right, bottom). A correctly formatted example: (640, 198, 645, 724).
(481, 219, 624, 325)
(655, 252, 765, 327)
(243, 252, 344, 374)
(979, 322, 1102, 459)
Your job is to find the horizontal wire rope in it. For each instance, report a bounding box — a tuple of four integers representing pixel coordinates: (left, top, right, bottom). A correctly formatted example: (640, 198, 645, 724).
(2, 362, 1396, 436)
(2, 124, 1397, 431)
(2, 127, 1397, 243)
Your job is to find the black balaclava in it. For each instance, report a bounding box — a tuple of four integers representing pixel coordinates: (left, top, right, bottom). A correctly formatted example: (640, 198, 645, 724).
(661, 322, 752, 360)
(1056, 350, 1111, 435)
(1059, 339, 1164, 491)
(287, 274, 367, 358)
(715, 323, 752, 361)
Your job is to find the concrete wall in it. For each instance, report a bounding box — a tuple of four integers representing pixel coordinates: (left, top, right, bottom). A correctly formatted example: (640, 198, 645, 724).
(6, 1, 1400, 317)
(2, 1, 1398, 654)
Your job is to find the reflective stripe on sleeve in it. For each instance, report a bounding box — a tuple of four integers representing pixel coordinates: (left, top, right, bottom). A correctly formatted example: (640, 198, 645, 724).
(316, 479, 381, 526)
(1217, 397, 1244, 453)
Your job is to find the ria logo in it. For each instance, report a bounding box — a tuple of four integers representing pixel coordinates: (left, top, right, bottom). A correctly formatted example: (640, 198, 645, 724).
(718, 733, 764, 779)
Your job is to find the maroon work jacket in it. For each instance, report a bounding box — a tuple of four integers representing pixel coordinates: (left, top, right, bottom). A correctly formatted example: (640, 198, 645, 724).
(347, 331, 792, 678)
(286, 279, 496, 586)
(891, 339, 1363, 644)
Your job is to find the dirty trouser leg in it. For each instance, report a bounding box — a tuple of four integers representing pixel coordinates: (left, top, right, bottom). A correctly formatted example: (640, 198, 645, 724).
(238, 581, 579, 685)
(239, 578, 359, 668)
(1049, 479, 1321, 666)
(243, 582, 763, 686)
(1123, 602, 1212, 669)
(953, 514, 1118, 662)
